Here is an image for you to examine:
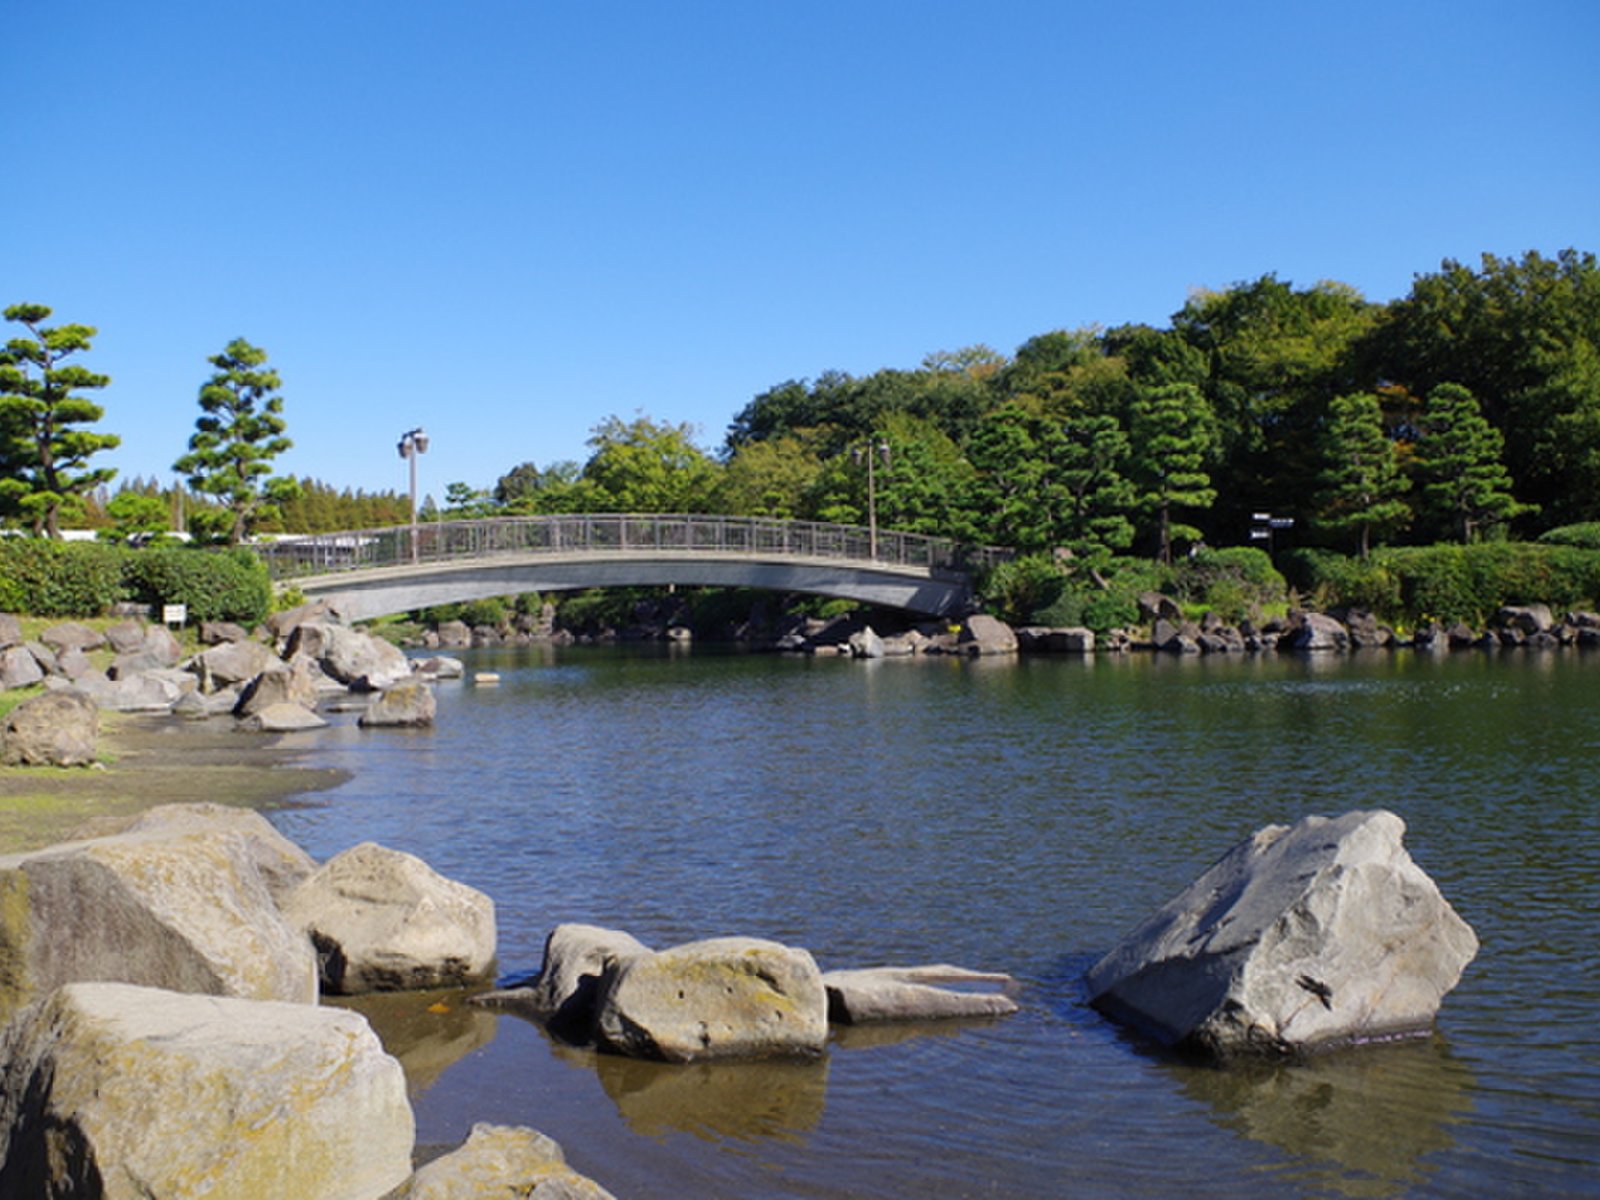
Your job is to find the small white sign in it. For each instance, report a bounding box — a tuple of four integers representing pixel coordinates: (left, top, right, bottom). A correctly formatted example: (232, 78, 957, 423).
(162, 603, 187, 626)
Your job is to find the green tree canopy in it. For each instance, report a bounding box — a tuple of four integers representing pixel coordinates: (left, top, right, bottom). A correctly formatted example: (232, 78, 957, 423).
(0, 303, 120, 538)
(173, 338, 297, 544)
(1129, 383, 1217, 563)
(581, 414, 721, 513)
(1414, 383, 1535, 543)
(1316, 392, 1411, 557)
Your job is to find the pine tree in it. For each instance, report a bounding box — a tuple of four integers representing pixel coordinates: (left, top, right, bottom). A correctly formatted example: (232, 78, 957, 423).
(1415, 383, 1535, 542)
(1316, 393, 1411, 557)
(1129, 383, 1216, 563)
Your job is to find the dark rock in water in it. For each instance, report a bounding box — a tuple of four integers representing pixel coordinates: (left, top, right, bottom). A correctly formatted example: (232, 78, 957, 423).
(1084, 810, 1478, 1059)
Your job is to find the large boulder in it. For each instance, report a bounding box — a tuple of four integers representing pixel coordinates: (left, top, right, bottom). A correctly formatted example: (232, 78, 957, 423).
(958, 614, 1018, 656)
(1280, 612, 1351, 652)
(39, 621, 104, 654)
(475, 923, 652, 1037)
(358, 679, 437, 728)
(0, 644, 46, 690)
(396, 1123, 617, 1200)
(235, 659, 322, 717)
(289, 621, 411, 690)
(0, 613, 21, 649)
(1496, 603, 1555, 636)
(283, 842, 497, 993)
(0, 982, 413, 1200)
(0, 810, 319, 1024)
(822, 964, 1019, 1023)
(190, 637, 280, 693)
(2, 688, 97, 766)
(595, 936, 828, 1062)
(1084, 810, 1478, 1058)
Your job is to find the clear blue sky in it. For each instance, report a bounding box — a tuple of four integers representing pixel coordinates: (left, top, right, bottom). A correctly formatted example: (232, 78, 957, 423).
(6, 1, 1597, 501)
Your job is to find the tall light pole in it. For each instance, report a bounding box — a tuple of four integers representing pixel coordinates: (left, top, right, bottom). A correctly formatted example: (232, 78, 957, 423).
(398, 427, 429, 563)
(852, 438, 891, 560)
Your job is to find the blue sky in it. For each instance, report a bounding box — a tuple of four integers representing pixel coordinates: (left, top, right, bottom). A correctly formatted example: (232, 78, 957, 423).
(5, 1, 1597, 501)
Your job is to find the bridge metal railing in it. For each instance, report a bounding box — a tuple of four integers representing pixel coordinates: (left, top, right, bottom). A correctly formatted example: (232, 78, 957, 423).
(257, 514, 1013, 582)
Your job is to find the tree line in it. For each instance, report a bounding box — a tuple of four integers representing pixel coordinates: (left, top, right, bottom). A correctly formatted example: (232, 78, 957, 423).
(5, 249, 1597, 565)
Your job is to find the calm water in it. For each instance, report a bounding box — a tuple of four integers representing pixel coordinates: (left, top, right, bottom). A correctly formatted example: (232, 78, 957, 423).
(268, 647, 1600, 1199)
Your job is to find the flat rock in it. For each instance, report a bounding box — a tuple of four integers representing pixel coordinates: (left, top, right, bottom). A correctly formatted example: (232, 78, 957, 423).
(822, 964, 1019, 1023)
(238, 700, 327, 731)
(283, 842, 497, 993)
(1084, 810, 1479, 1057)
(191, 638, 280, 692)
(596, 936, 828, 1062)
(39, 621, 104, 653)
(396, 1123, 617, 1200)
(0, 982, 413, 1200)
(0, 644, 46, 691)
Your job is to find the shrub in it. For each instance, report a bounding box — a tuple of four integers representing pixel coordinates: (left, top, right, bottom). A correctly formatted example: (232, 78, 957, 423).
(981, 554, 1066, 625)
(1171, 546, 1287, 614)
(122, 546, 273, 624)
(1538, 523, 1600, 551)
(458, 597, 509, 629)
(0, 540, 128, 617)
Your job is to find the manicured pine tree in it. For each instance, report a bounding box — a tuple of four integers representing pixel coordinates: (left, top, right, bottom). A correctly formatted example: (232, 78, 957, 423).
(0, 303, 120, 538)
(174, 338, 298, 544)
(1316, 392, 1411, 558)
(1415, 383, 1535, 542)
(1129, 383, 1216, 563)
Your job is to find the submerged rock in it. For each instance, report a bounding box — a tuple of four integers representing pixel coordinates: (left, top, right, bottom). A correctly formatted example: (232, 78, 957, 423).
(822, 964, 1019, 1023)
(0, 982, 413, 1200)
(596, 936, 828, 1062)
(1084, 810, 1478, 1058)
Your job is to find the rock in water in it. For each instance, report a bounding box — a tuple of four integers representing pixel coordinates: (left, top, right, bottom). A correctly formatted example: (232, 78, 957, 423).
(822, 964, 1019, 1023)
(1084, 810, 1478, 1057)
(396, 1123, 617, 1199)
(596, 936, 828, 1062)
(283, 842, 497, 993)
(474, 923, 651, 1037)
(358, 680, 437, 727)
(0, 982, 414, 1200)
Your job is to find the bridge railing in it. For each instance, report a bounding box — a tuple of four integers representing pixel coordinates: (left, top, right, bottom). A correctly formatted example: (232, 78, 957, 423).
(257, 514, 1012, 582)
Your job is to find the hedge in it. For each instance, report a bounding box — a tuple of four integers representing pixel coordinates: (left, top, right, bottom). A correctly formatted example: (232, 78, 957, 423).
(0, 540, 274, 624)
(1285, 543, 1600, 625)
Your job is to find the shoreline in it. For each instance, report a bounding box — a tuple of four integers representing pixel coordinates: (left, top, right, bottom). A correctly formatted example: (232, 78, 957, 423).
(0, 712, 350, 855)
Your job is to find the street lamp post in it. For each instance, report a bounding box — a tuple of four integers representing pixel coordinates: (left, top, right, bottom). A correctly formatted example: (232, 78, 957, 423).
(398, 428, 430, 564)
(852, 439, 891, 560)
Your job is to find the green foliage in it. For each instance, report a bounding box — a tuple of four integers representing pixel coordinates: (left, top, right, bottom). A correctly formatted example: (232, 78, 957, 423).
(981, 554, 1067, 625)
(0, 303, 120, 538)
(581, 414, 721, 513)
(1538, 523, 1600, 550)
(1170, 546, 1287, 620)
(1316, 392, 1411, 556)
(1414, 383, 1535, 542)
(458, 597, 509, 628)
(1287, 543, 1600, 625)
(121, 546, 273, 624)
(173, 338, 296, 545)
(0, 539, 127, 616)
(1128, 383, 1216, 562)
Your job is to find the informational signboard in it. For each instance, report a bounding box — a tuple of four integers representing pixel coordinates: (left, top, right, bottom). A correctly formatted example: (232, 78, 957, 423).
(162, 603, 187, 627)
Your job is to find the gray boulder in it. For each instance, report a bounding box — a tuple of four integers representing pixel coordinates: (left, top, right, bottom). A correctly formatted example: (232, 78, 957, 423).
(848, 626, 885, 659)
(68, 670, 188, 713)
(397, 1123, 617, 1200)
(436, 619, 473, 648)
(475, 923, 652, 1035)
(191, 637, 280, 693)
(235, 659, 321, 717)
(39, 621, 104, 654)
(414, 655, 466, 679)
(0, 645, 46, 690)
(104, 618, 147, 655)
(596, 936, 828, 1062)
(199, 619, 250, 644)
(283, 842, 497, 994)
(958, 614, 1018, 656)
(1084, 810, 1478, 1058)
(0, 982, 413, 1200)
(2, 688, 97, 766)
(1281, 612, 1351, 652)
(1497, 604, 1555, 635)
(265, 597, 343, 643)
(237, 701, 327, 731)
(822, 964, 1019, 1023)
(0, 613, 21, 649)
(358, 679, 437, 727)
(0, 810, 319, 1024)
(54, 645, 93, 679)
(290, 621, 411, 690)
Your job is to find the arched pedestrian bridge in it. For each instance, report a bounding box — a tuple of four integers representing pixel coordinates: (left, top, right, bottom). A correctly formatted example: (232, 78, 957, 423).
(258, 514, 1011, 622)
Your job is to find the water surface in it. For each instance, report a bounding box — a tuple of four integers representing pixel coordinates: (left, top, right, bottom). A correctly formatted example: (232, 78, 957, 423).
(271, 648, 1600, 1198)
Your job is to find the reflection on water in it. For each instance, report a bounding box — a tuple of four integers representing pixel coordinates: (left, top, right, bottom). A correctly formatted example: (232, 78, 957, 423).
(328, 987, 499, 1097)
(591, 1050, 829, 1143)
(1172, 1036, 1473, 1198)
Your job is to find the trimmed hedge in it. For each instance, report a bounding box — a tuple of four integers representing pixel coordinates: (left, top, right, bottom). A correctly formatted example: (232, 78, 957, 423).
(1538, 523, 1600, 551)
(0, 540, 273, 624)
(1286, 543, 1600, 625)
